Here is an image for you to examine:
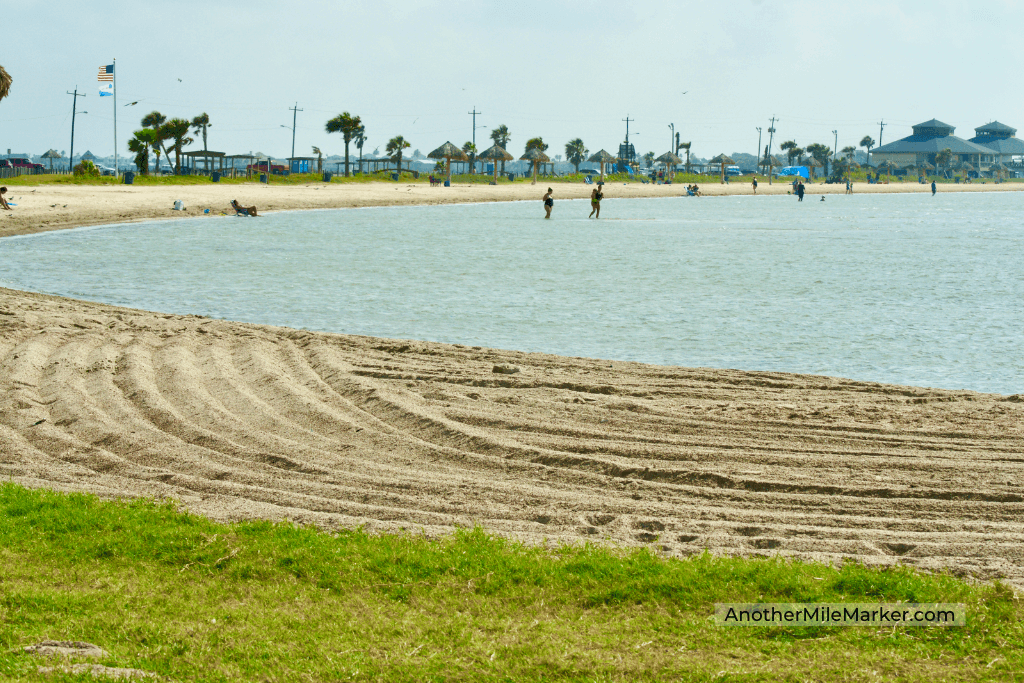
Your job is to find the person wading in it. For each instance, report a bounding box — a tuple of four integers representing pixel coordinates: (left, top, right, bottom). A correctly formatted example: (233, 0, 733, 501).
(589, 182, 603, 218)
(542, 187, 554, 219)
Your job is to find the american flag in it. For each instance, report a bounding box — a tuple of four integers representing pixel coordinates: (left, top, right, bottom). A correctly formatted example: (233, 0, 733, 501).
(97, 64, 114, 81)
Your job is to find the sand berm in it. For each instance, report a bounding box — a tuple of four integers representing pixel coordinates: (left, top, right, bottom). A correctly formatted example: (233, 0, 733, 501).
(2, 181, 1023, 590)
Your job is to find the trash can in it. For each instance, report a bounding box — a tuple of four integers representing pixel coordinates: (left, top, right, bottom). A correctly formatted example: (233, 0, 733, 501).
(211, 171, 221, 182)
(444, 180, 450, 187)
(123, 171, 134, 185)
(391, 173, 399, 181)
(507, 173, 515, 182)
(323, 171, 332, 182)
(260, 173, 268, 183)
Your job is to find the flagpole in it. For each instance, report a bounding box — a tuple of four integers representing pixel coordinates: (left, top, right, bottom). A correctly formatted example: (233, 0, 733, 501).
(113, 58, 118, 178)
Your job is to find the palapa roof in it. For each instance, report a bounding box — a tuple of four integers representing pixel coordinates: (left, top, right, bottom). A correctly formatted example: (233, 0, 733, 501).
(655, 152, 682, 165)
(0, 65, 10, 102)
(587, 149, 616, 163)
(520, 148, 550, 162)
(41, 149, 61, 159)
(477, 144, 513, 162)
(804, 157, 823, 167)
(876, 159, 899, 169)
(428, 141, 468, 160)
(709, 154, 734, 165)
(917, 161, 935, 170)
(764, 154, 782, 166)
(183, 150, 226, 157)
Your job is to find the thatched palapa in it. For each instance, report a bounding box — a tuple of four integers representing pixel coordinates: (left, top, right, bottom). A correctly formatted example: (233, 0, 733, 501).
(709, 154, 735, 184)
(0, 65, 11, 103)
(587, 149, 616, 180)
(655, 152, 682, 180)
(428, 141, 468, 184)
(478, 144, 513, 184)
(520, 147, 551, 185)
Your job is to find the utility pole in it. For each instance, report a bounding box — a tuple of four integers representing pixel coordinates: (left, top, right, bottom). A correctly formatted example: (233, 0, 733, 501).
(878, 120, 886, 148)
(766, 117, 777, 184)
(832, 129, 838, 176)
(756, 127, 762, 174)
(622, 115, 633, 144)
(66, 88, 86, 173)
(468, 107, 482, 173)
(288, 103, 303, 160)
(668, 123, 674, 154)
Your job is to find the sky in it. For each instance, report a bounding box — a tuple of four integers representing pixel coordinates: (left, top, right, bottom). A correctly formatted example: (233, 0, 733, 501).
(3, 0, 1023, 163)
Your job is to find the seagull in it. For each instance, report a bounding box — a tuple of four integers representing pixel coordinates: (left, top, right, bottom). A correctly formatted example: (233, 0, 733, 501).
(681, 91, 688, 94)
(124, 101, 139, 107)
(177, 78, 182, 82)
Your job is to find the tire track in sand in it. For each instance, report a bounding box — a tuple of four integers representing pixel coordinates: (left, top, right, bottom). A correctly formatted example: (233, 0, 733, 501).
(1, 287, 1023, 587)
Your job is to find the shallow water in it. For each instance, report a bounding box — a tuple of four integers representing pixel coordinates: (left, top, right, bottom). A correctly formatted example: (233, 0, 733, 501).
(1, 192, 1021, 394)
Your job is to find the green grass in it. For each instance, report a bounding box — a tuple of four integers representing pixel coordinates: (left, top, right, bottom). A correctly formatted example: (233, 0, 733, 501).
(0, 485, 1021, 681)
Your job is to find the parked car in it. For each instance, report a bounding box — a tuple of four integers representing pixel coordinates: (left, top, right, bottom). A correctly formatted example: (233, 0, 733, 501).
(725, 165, 743, 176)
(3, 157, 45, 171)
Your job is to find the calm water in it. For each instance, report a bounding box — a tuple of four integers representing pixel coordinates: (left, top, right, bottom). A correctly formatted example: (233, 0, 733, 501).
(1, 193, 1021, 394)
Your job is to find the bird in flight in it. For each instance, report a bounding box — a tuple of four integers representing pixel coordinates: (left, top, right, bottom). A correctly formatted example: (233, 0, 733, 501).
(124, 101, 139, 107)
(681, 91, 688, 94)
(177, 78, 182, 82)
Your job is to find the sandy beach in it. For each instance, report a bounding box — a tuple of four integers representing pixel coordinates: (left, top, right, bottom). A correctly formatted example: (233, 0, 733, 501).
(2, 181, 1023, 589)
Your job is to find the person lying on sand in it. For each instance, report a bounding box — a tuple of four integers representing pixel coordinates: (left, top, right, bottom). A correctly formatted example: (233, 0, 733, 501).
(0, 187, 11, 210)
(231, 199, 258, 216)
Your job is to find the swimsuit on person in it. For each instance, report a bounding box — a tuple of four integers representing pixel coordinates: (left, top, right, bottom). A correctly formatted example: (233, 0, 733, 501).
(544, 197, 553, 207)
(593, 192, 603, 203)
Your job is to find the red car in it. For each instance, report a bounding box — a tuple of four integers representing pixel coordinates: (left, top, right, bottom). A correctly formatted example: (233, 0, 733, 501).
(2, 157, 45, 171)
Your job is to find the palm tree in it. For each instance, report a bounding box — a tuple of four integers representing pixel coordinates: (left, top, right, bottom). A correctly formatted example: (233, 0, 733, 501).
(490, 125, 510, 172)
(141, 111, 173, 173)
(128, 129, 156, 175)
(160, 118, 193, 174)
(935, 148, 953, 177)
(312, 146, 323, 174)
(860, 135, 875, 168)
(462, 141, 477, 174)
(191, 113, 211, 150)
(780, 140, 798, 166)
(525, 137, 547, 152)
(325, 112, 362, 177)
(0, 65, 11, 104)
(565, 138, 588, 174)
(354, 125, 366, 174)
(642, 151, 655, 169)
(386, 135, 410, 176)
(791, 147, 804, 166)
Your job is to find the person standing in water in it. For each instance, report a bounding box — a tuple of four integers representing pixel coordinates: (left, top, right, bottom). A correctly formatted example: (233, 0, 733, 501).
(589, 182, 603, 218)
(796, 180, 805, 202)
(931, 180, 937, 196)
(542, 187, 554, 219)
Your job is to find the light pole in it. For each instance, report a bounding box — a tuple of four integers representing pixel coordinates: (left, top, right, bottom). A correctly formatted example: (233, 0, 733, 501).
(668, 123, 675, 174)
(756, 127, 762, 175)
(766, 117, 777, 184)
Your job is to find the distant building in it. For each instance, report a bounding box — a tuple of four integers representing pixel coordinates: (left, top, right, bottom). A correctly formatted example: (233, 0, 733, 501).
(968, 121, 1024, 165)
(870, 119, 995, 172)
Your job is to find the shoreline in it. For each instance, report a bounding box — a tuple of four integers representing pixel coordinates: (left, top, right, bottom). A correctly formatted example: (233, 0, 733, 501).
(1, 179, 1021, 239)
(2, 182, 1022, 588)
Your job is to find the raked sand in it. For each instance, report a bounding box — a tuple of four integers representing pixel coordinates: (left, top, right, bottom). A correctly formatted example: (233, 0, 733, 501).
(1, 181, 1023, 589)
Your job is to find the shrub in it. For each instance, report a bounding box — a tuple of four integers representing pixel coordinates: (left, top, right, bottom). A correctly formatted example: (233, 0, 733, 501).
(73, 159, 100, 177)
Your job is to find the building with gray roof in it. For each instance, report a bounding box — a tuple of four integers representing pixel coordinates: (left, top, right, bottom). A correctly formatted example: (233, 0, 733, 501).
(870, 119, 995, 173)
(968, 121, 1024, 164)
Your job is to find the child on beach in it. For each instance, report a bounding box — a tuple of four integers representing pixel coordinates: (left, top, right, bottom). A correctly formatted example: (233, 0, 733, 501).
(0, 187, 11, 210)
(543, 188, 553, 219)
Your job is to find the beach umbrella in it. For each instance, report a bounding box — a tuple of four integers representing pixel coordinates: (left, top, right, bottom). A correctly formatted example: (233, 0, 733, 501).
(41, 149, 61, 171)
(990, 161, 1009, 181)
(520, 147, 551, 185)
(655, 151, 682, 180)
(477, 143, 513, 184)
(428, 141, 468, 185)
(709, 153, 734, 184)
(0, 65, 10, 103)
(587, 149, 616, 181)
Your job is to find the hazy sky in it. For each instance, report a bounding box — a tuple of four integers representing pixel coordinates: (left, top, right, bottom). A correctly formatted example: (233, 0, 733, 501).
(3, 0, 1022, 161)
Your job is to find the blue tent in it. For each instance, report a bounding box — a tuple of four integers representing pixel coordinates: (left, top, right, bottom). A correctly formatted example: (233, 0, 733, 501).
(778, 166, 809, 179)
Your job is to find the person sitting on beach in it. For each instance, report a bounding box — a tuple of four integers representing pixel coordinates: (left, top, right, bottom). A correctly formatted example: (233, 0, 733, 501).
(589, 183, 603, 218)
(542, 187, 554, 219)
(231, 199, 258, 216)
(0, 187, 11, 210)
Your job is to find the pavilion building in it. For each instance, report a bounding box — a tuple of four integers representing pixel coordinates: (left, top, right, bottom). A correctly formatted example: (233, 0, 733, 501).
(968, 121, 1024, 166)
(869, 119, 995, 173)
